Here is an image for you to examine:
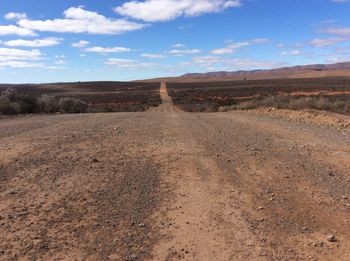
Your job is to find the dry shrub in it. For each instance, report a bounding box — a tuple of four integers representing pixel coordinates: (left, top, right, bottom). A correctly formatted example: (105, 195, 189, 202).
(58, 97, 88, 113)
(219, 95, 350, 114)
(38, 95, 59, 113)
(0, 88, 89, 115)
(0, 88, 38, 115)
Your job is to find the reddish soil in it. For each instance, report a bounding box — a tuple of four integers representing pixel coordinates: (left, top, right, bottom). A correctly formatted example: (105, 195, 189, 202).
(247, 108, 350, 129)
(1, 83, 350, 260)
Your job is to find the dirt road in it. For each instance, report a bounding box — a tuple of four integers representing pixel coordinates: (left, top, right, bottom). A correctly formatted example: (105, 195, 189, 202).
(1, 83, 350, 260)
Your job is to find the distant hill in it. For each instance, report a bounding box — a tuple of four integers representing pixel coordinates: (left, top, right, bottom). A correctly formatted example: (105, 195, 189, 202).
(181, 61, 350, 79)
(141, 61, 350, 83)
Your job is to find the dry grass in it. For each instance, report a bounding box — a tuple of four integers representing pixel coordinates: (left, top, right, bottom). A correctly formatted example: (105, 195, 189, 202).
(219, 95, 350, 114)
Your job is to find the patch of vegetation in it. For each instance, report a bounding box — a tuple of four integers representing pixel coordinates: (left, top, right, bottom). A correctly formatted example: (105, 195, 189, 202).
(168, 78, 350, 114)
(0, 81, 161, 114)
(0, 88, 89, 115)
(219, 95, 350, 114)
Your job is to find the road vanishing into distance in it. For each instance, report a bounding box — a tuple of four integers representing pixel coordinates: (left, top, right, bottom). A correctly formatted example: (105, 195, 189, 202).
(1, 83, 350, 260)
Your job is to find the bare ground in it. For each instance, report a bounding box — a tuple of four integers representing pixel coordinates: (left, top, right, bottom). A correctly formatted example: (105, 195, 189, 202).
(0, 83, 349, 260)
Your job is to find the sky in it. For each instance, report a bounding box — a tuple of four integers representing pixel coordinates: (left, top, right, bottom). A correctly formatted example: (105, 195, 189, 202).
(0, 0, 350, 83)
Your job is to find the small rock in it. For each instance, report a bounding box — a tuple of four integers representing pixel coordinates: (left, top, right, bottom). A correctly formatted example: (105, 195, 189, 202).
(108, 254, 119, 260)
(341, 195, 348, 200)
(327, 235, 337, 242)
(92, 158, 99, 163)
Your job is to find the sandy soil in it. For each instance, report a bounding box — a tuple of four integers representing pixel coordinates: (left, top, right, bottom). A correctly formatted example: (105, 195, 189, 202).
(1, 83, 350, 260)
(248, 108, 350, 129)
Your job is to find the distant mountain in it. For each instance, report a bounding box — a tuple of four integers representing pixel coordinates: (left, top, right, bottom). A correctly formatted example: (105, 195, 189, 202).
(181, 62, 350, 79)
(140, 61, 350, 83)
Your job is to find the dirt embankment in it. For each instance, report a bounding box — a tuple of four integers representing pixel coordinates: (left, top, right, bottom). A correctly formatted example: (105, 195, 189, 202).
(247, 108, 350, 129)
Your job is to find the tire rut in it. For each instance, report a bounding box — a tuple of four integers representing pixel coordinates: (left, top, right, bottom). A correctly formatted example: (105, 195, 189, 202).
(148, 84, 263, 260)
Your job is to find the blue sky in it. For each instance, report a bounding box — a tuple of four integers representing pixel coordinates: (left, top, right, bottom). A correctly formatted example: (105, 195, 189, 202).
(0, 0, 349, 83)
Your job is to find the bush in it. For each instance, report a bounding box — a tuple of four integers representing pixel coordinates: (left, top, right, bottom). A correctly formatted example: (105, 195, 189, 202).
(58, 97, 88, 113)
(219, 95, 350, 114)
(0, 88, 38, 115)
(0, 88, 89, 115)
(37, 95, 59, 113)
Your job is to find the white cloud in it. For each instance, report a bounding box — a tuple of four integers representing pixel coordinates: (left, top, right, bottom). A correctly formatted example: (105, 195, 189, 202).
(72, 40, 89, 47)
(324, 27, 350, 36)
(114, 0, 241, 22)
(0, 47, 68, 69)
(227, 41, 250, 49)
(169, 49, 201, 55)
(210, 39, 269, 55)
(252, 38, 270, 43)
(55, 59, 66, 65)
(190, 55, 286, 70)
(192, 55, 220, 67)
(172, 43, 186, 48)
(0, 61, 43, 68)
(280, 50, 303, 56)
(223, 58, 287, 70)
(308, 37, 345, 47)
(17, 7, 147, 35)
(5, 12, 27, 20)
(141, 53, 166, 59)
(84, 46, 131, 53)
(0, 48, 42, 61)
(106, 58, 156, 68)
(0, 25, 36, 36)
(210, 48, 234, 54)
(325, 56, 350, 63)
(4, 37, 62, 47)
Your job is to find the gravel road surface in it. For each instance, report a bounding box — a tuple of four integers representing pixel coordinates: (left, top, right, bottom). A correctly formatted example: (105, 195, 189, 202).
(1, 83, 349, 260)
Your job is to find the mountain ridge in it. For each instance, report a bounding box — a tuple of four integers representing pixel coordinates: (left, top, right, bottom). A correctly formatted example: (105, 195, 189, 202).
(181, 61, 350, 78)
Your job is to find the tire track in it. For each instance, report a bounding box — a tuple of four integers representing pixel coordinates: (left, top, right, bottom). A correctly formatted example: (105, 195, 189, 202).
(148, 84, 263, 260)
